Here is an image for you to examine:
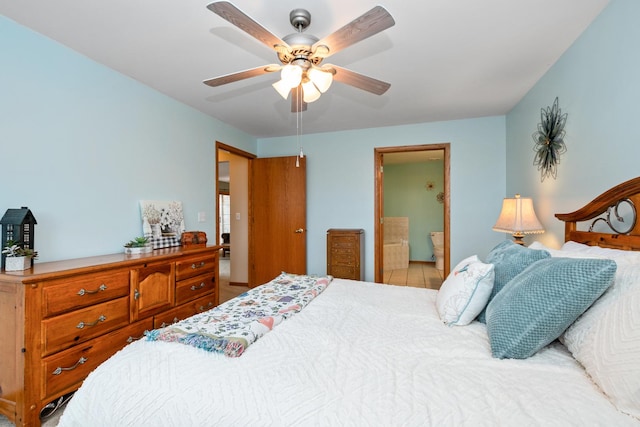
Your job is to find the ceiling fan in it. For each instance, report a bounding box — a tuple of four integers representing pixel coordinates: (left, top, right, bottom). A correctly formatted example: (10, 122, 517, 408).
(203, 1, 395, 112)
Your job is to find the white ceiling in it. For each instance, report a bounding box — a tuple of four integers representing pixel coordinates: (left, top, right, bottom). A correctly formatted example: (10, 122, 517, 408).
(1, 0, 610, 139)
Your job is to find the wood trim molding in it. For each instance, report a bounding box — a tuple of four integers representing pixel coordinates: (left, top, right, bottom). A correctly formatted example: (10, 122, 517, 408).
(374, 143, 450, 283)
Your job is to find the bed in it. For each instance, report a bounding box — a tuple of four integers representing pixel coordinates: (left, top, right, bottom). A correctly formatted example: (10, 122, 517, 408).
(58, 178, 640, 426)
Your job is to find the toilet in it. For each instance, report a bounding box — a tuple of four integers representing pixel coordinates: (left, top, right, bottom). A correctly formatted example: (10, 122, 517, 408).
(430, 231, 444, 273)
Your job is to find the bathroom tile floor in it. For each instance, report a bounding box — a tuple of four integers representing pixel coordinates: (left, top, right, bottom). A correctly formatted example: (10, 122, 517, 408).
(384, 261, 444, 290)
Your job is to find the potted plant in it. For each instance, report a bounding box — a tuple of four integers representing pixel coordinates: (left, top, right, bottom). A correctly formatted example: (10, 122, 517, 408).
(124, 236, 153, 255)
(2, 240, 38, 271)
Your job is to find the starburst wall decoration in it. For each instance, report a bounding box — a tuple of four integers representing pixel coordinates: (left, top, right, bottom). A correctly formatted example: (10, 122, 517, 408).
(532, 97, 567, 181)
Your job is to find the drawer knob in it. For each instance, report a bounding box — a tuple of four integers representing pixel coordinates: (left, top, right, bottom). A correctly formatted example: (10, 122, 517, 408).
(198, 302, 214, 312)
(191, 261, 206, 269)
(76, 315, 106, 329)
(190, 282, 206, 291)
(52, 356, 87, 375)
(77, 283, 107, 296)
(126, 331, 148, 343)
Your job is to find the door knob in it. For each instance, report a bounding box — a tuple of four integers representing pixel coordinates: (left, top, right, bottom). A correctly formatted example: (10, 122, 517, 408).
(295, 228, 304, 233)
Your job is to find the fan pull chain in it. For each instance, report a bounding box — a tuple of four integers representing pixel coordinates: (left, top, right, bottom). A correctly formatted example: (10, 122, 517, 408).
(296, 86, 304, 167)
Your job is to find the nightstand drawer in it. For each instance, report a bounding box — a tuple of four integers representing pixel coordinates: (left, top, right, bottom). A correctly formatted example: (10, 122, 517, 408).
(42, 270, 130, 318)
(42, 296, 130, 356)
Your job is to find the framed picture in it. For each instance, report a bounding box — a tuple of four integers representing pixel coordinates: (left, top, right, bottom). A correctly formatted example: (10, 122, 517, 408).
(140, 200, 185, 249)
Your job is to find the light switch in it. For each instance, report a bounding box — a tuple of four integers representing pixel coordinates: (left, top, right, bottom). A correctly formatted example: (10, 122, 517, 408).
(197, 212, 206, 222)
(235, 213, 241, 220)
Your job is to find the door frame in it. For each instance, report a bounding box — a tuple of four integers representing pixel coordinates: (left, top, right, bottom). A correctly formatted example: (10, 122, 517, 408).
(215, 141, 256, 285)
(374, 143, 451, 283)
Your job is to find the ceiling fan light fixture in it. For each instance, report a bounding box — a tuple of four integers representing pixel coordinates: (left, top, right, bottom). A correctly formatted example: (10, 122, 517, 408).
(272, 79, 292, 99)
(302, 80, 321, 103)
(280, 64, 303, 89)
(308, 67, 333, 93)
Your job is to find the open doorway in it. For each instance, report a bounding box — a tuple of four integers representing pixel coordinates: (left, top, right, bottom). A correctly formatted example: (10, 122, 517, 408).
(374, 144, 450, 287)
(216, 142, 255, 302)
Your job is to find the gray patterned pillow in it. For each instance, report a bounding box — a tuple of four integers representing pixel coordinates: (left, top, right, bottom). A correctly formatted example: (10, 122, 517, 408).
(476, 240, 550, 323)
(486, 257, 616, 359)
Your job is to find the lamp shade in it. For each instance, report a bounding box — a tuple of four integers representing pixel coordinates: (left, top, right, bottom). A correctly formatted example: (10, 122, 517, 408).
(280, 64, 303, 88)
(272, 79, 292, 99)
(493, 194, 544, 243)
(302, 80, 321, 103)
(308, 67, 333, 93)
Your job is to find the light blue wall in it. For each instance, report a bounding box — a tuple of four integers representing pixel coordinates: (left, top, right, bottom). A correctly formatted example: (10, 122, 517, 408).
(258, 117, 506, 281)
(506, 0, 640, 248)
(384, 161, 445, 261)
(3, 13, 522, 279)
(1, 17, 257, 262)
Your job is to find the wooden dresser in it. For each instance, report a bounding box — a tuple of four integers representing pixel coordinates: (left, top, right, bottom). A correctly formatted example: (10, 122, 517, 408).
(0, 246, 219, 427)
(326, 229, 364, 280)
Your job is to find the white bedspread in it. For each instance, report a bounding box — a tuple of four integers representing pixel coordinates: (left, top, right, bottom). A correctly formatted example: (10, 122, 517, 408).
(59, 279, 638, 426)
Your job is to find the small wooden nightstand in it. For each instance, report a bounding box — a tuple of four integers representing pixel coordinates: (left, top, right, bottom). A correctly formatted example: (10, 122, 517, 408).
(326, 229, 364, 280)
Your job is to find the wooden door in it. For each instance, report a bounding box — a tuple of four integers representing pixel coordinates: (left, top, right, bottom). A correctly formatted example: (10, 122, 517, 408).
(249, 156, 306, 287)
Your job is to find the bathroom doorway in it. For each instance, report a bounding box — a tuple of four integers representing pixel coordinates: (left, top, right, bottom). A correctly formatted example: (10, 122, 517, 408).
(374, 144, 450, 287)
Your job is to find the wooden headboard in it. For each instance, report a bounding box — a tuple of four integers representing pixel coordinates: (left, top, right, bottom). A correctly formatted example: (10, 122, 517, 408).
(555, 176, 640, 250)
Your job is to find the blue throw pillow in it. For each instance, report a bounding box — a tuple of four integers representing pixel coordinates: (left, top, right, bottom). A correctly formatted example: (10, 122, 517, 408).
(486, 257, 616, 359)
(476, 240, 550, 323)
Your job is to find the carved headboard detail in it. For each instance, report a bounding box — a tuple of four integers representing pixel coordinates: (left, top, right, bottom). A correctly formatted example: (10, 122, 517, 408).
(555, 176, 640, 250)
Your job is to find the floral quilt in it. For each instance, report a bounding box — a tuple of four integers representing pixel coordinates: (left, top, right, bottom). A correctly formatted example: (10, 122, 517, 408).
(146, 272, 332, 357)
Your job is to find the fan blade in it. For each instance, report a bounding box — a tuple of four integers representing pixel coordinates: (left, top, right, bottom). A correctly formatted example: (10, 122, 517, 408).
(203, 64, 280, 87)
(207, 1, 289, 51)
(312, 6, 395, 59)
(291, 86, 307, 113)
(329, 65, 390, 95)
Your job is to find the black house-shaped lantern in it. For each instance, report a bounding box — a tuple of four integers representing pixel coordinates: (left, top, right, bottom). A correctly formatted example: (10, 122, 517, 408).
(1, 207, 37, 270)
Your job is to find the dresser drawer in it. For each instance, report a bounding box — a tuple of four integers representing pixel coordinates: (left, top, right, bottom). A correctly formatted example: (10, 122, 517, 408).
(330, 265, 358, 279)
(154, 294, 217, 328)
(42, 318, 153, 400)
(175, 272, 216, 305)
(330, 235, 358, 245)
(42, 270, 130, 318)
(331, 248, 358, 261)
(42, 296, 130, 356)
(176, 254, 217, 281)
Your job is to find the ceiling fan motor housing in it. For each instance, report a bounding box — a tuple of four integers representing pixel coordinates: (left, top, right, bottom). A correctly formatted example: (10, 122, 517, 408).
(279, 9, 322, 66)
(289, 9, 311, 31)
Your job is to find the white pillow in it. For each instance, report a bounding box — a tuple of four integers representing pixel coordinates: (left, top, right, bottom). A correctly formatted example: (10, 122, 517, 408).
(560, 240, 592, 253)
(561, 240, 640, 262)
(530, 241, 605, 259)
(436, 255, 494, 326)
(531, 241, 640, 262)
(563, 258, 640, 420)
